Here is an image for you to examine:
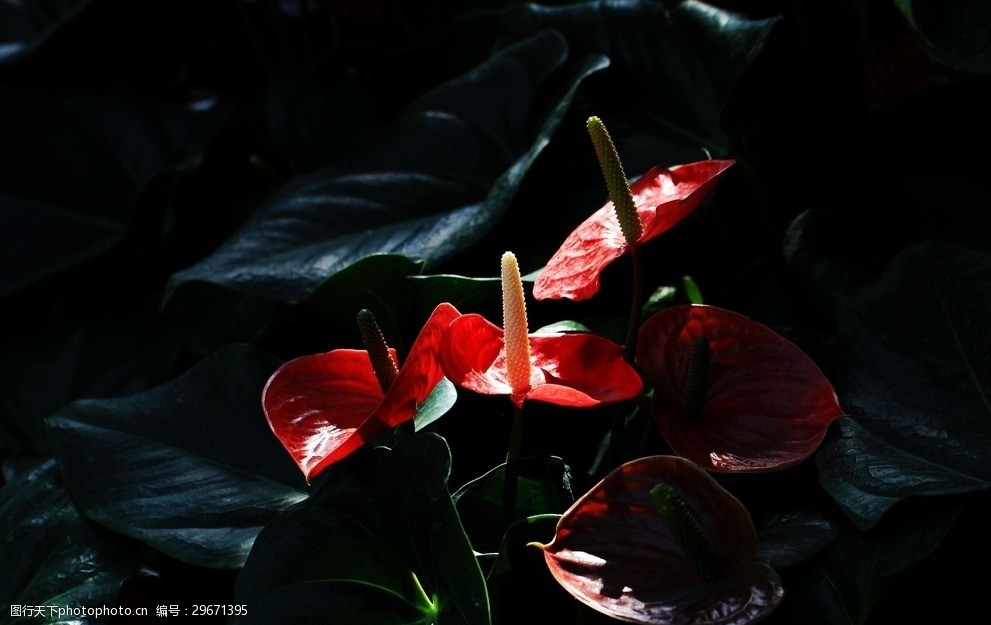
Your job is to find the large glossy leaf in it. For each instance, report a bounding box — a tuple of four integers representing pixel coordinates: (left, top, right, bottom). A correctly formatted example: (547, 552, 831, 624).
(46, 344, 308, 568)
(0, 86, 223, 297)
(303, 254, 425, 349)
(409, 273, 501, 321)
(453, 456, 574, 554)
(783, 208, 880, 326)
(499, 0, 779, 154)
(894, 0, 991, 73)
(1, 459, 140, 624)
(402, 377, 455, 436)
(259, 70, 383, 176)
(761, 500, 963, 625)
(818, 241, 991, 529)
(234, 433, 490, 625)
(486, 514, 574, 625)
(755, 508, 842, 570)
(163, 30, 608, 307)
(0, 310, 183, 454)
(0, 0, 92, 66)
(538, 455, 783, 624)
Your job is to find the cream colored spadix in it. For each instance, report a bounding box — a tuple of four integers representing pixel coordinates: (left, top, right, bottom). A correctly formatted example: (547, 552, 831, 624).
(501, 251, 533, 394)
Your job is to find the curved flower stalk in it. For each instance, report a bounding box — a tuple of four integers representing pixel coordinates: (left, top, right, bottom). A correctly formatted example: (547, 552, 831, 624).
(636, 304, 844, 473)
(440, 252, 643, 409)
(533, 455, 784, 624)
(533, 157, 735, 302)
(262, 302, 461, 481)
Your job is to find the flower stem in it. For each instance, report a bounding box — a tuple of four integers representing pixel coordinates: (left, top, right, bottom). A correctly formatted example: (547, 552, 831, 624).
(507, 405, 526, 466)
(624, 245, 644, 363)
(503, 405, 527, 516)
(608, 245, 644, 470)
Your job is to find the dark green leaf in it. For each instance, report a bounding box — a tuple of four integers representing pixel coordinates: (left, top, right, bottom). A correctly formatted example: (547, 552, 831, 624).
(682, 275, 704, 304)
(488, 514, 561, 580)
(642, 277, 713, 320)
(499, 0, 779, 153)
(0, 200, 123, 299)
(409, 274, 501, 321)
(763, 501, 963, 625)
(303, 254, 425, 349)
(533, 320, 591, 333)
(259, 71, 383, 175)
(163, 31, 607, 307)
(894, 0, 991, 73)
(0, 86, 223, 296)
(818, 241, 991, 528)
(783, 208, 878, 326)
(643, 285, 679, 318)
(486, 514, 571, 625)
(234, 433, 490, 625)
(0, 0, 92, 66)
(755, 508, 842, 569)
(818, 418, 983, 530)
(414, 378, 458, 433)
(1, 459, 140, 624)
(453, 457, 574, 553)
(883, 171, 991, 251)
(0, 312, 183, 455)
(46, 344, 308, 568)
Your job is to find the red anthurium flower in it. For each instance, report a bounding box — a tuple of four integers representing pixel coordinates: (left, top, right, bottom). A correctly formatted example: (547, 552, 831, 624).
(636, 304, 843, 473)
(440, 314, 643, 409)
(441, 252, 642, 408)
(533, 159, 735, 301)
(534, 455, 784, 624)
(262, 302, 461, 481)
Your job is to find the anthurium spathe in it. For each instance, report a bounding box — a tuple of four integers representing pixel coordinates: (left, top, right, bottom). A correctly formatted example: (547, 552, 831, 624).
(262, 302, 460, 481)
(533, 158, 735, 301)
(637, 304, 843, 473)
(534, 455, 784, 624)
(440, 252, 642, 408)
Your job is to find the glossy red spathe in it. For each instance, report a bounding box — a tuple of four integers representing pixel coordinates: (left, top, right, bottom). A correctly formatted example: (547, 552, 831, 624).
(637, 304, 843, 472)
(538, 455, 783, 624)
(440, 313, 643, 409)
(262, 303, 460, 481)
(534, 160, 735, 301)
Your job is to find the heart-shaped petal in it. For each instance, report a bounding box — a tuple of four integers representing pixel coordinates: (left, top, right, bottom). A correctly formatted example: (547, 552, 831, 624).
(539, 455, 783, 624)
(263, 303, 461, 480)
(637, 304, 843, 472)
(440, 313, 643, 408)
(534, 160, 734, 301)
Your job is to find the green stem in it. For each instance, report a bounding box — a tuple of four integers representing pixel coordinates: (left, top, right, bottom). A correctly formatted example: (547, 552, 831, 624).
(608, 245, 644, 470)
(624, 245, 643, 362)
(230, 0, 274, 81)
(503, 405, 526, 515)
(507, 405, 526, 466)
